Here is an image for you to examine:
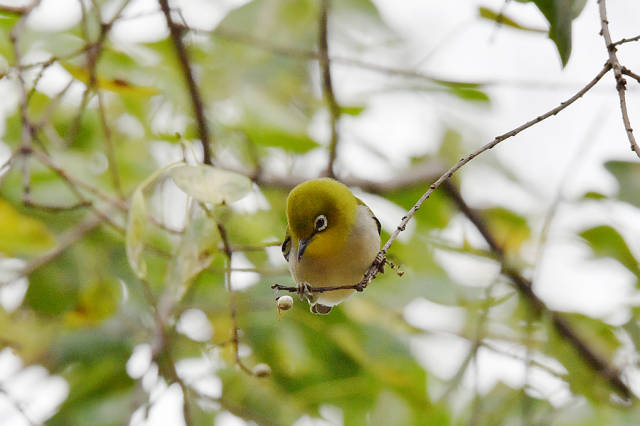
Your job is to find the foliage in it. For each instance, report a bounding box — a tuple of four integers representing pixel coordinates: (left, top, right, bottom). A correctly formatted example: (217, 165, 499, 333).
(0, 0, 638, 425)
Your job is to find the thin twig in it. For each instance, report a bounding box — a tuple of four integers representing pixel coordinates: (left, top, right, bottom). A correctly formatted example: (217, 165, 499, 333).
(23, 199, 92, 212)
(532, 111, 605, 282)
(438, 284, 494, 402)
(158, 0, 213, 165)
(1, 214, 106, 285)
(622, 67, 640, 84)
(0, 148, 19, 189)
(318, 0, 341, 178)
(96, 89, 124, 197)
(216, 222, 255, 376)
(598, 0, 640, 157)
(443, 183, 632, 400)
(30, 148, 128, 211)
(612, 34, 640, 47)
(354, 62, 611, 291)
(9, 0, 42, 205)
(211, 27, 615, 92)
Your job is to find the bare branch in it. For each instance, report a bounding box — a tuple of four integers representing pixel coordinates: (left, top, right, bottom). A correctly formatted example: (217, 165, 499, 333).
(97, 89, 124, 197)
(355, 62, 611, 290)
(216, 221, 257, 376)
(158, 0, 213, 165)
(598, 0, 640, 157)
(443, 183, 632, 400)
(9, 0, 42, 204)
(212, 28, 614, 92)
(612, 34, 640, 47)
(318, 0, 341, 178)
(4, 214, 107, 284)
(30, 148, 128, 211)
(622, 67, 640, 84)
(0, 5, 29, 14)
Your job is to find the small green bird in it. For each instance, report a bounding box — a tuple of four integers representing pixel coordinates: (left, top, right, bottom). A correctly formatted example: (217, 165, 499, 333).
(282, 178, 381, 314)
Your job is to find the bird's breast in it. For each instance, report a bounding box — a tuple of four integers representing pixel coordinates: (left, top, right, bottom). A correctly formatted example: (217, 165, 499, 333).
(288, 205, 380, 306)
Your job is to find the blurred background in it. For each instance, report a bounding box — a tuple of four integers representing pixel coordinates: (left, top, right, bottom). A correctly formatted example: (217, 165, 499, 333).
(1, 0, 640, 424)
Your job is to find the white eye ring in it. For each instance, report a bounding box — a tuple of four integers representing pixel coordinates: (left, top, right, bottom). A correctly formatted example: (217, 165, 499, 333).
(314, 214, 328, 232)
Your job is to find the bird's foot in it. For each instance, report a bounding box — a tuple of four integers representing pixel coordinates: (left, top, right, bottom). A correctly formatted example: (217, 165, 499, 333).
(296, 282, 314, 302)
(374, 252, 386, 274)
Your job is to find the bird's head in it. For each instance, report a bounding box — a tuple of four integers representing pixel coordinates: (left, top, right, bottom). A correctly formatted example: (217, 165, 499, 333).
(286, 178, 357, 261)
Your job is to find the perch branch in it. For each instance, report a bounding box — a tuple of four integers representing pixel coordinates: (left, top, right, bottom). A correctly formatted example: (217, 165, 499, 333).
(354, 62, 612, 290)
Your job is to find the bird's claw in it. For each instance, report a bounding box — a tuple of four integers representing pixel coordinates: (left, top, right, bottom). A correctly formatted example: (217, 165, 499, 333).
(374, 252, 386, 274)
(296, 282, 314, 302)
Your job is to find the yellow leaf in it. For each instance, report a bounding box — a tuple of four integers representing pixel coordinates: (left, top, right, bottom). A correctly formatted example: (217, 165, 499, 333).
(62, 63, 159, 97)
(64, 280, 120, 327)
(0, 198, 55, 255)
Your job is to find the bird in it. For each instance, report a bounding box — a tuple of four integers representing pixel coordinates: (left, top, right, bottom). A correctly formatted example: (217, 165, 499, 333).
(282, 178, 381, 314)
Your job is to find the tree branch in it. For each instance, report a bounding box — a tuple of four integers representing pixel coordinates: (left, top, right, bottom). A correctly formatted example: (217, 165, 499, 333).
(442, 183, 632, 400)
(354, 62, 612, 290)
(158, 0, 213, 165)
(598, 0, 640, 158)
(318, 0, 341, 178)
(612, 34, 640, 47)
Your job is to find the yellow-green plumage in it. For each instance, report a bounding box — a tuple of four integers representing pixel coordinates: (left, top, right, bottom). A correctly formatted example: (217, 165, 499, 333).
(283, 178, 381, 313)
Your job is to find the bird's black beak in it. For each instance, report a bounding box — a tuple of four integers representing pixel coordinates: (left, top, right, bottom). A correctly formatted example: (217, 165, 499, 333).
(297, 236, 312, 261)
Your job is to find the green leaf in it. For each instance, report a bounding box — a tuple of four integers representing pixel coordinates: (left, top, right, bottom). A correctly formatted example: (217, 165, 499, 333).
(583, 191, 607, 200)
(125, 188, 147, 279)
(64, 280, 121, 327)
(170, 164, 252, 204)
(61, 63, 160, 97)
(245, 126, 320, 153)
(340, 105, 366, 116)
(580, 225, 640, 276)
(545, 313, 620, 402)
(448, 87, 490, 103)
(517, 0, 587, 66)
(605, 161, 640, 207)
(0, 198, 55, 255)
(478, 6, 546, 33)
(167, 214, 219, 290)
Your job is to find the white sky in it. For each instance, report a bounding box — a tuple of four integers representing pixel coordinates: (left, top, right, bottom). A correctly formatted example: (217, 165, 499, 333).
(1, 0, 640, 424)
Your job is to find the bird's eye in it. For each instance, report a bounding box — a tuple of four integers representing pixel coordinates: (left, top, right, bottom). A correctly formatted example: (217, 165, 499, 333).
(314, 214, 328, 232)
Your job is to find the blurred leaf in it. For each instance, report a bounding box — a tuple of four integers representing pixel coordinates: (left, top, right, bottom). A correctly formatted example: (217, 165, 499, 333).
(483, 207, 531, 253)
(170, 164, 252, 204)
(448, 86, 490, 102)
(516, 0, 587, 66)
(545, 314, 620, 402)
(0, 198, 55, 255)
(580, 225, 640, 276)
(245, 126, 320, 153)
(64, 279, 120, 327)
(167, 214, 219, 289)
(605, 161, 640, 207)
(478, 6, 546, 33)
(583, 191, 607, 200)
(49, 330, 134, 426)
(564, 313, 622, 359)
(125, 188, 147, 279)
(61, 63, 160, 97)
(51, 329, 132, 366)
(340, 105, 366, 116)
